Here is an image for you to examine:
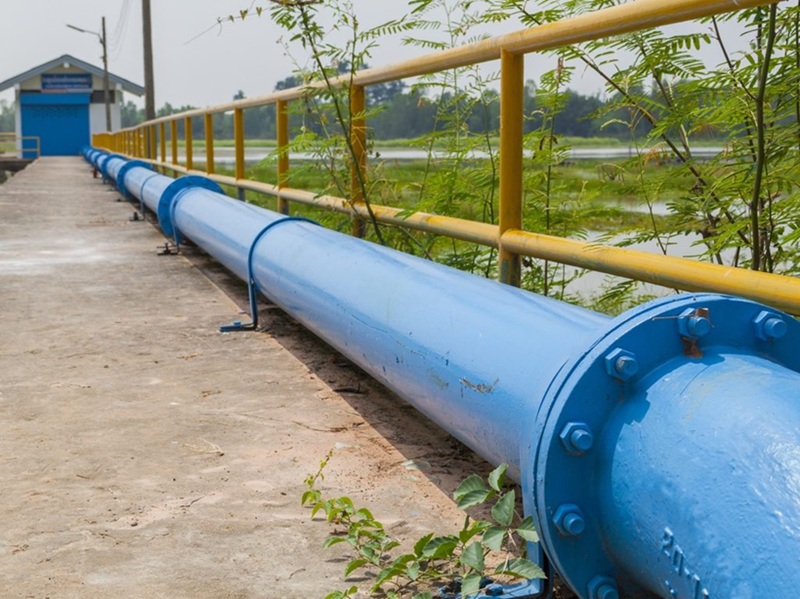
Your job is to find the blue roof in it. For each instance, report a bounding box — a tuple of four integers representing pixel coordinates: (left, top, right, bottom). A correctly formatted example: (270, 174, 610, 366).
(0, 54, 144, 95)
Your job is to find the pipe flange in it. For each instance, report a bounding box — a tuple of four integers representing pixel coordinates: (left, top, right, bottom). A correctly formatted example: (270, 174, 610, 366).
(115, 160, 152, 201)
(526, 293, 800, 597)
(157, 175, 224, 239)
(99, 153, 128, 182)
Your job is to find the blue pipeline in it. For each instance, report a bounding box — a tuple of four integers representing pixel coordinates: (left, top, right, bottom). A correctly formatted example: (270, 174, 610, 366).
(83, 149, 800, 599)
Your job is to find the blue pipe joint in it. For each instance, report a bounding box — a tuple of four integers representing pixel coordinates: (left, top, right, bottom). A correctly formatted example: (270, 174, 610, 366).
(95, 153, 111, 177)
(115, 160, 152, 201)
(159, 176, 224, 240)
(99, 153, 127, 183)
(529, 293, 800, 598)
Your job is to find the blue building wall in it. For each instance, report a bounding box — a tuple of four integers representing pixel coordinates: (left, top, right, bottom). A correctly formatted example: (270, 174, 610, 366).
(21, 93, 90, 157)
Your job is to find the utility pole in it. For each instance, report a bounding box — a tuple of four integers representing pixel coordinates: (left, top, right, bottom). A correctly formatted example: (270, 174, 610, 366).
(142, 0, 156, 121)
(101, 17, 111, 131)
(67, 19, 112, 131)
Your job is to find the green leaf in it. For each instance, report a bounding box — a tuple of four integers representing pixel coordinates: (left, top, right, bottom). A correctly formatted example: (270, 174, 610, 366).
(495, 557, 546, 580)
(453, 474, 489, 502)
(460, 572, 483, 596)
(487, 463, 508, 493)
(482, 526, 506, 552)
(460, 541, 485, 572)
(324, 587, 357, 599)
(310, 500, 326, 518)
(422, 536, 458, 560)
(458, 520, 489, 545)
(406, 560, 420, 580)
(516, 516, 540, 543)
(344, 558, 369, 577)
(323, 536, 347, 549)
(355, 507, 375, 521)
(301, 489, 319, 506)
(491, 490, 515, 527)
(456, 489, 494, 510)
(414, 532, 434, 557)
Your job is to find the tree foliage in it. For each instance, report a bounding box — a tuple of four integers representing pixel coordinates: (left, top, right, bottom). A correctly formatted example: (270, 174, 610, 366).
(0, 100, 14, 132)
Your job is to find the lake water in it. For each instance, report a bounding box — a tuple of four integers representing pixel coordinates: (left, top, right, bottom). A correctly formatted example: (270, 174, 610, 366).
(179, 146, 730, 302)
(559, 230, 715, 300)
(183, 146, 725, 164)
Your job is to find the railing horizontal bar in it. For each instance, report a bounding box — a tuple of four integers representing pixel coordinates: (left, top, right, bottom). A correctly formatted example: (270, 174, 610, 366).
(130, 0, 773, 130)
(131, 154, 800, 314)
(501, 229, 800, 315)
(229, 177, 500, 247)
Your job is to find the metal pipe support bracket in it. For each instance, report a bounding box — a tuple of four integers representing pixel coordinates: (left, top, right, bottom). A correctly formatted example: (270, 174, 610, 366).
(220, 216, 320, 333)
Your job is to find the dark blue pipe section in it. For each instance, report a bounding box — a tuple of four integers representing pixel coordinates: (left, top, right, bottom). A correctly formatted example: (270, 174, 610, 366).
(82, 147, 800, 599)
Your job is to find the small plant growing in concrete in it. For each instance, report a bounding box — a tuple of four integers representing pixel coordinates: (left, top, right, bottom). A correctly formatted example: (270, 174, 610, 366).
(302, 453, 544, 598)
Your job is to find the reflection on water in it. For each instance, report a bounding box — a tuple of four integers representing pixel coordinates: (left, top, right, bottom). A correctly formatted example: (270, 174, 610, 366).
(184, 146, 725, 165)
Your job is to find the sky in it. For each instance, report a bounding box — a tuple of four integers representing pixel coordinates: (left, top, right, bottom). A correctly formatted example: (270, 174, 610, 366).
(0, 1, 748, 112)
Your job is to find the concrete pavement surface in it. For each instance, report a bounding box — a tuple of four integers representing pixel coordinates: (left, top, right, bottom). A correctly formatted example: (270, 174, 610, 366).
(0, 158, 489, 599)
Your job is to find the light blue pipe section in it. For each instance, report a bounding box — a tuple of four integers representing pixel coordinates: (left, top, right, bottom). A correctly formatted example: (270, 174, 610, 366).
(123, 166, 170, 213)
(104, 156, 126, 182)
(84, 150, 800, 599)
(250, 214, 607, 474)
(170, 184, 607, 473)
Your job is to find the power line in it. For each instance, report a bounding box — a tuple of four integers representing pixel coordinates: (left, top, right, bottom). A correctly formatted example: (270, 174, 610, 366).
(110, 0, 132, 61)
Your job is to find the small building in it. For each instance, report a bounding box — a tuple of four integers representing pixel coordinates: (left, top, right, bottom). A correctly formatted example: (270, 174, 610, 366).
(0, 54, 144, 157)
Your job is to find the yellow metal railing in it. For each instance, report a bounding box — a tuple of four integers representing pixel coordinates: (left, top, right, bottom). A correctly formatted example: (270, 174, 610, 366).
(93, 0, 800, 314)
(0, 133, 41, 159)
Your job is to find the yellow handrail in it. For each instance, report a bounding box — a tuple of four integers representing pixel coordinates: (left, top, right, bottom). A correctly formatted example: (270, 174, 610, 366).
(0, 133, 41, 159)
(93, 0, 800, 313)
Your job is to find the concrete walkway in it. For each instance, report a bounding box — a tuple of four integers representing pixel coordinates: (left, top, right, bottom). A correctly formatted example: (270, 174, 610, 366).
(0, 158, 486, 598)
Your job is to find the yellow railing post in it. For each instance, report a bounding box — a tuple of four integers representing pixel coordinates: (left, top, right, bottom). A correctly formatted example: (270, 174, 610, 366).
(92, 0, 794, 311)
(159, 122, 166, 164)
(276, 99, 290, 215)
(234, 108, 245, 201)
(149, 124, 157, 161)
(185, 117, 193, 171)
(170, 120, 178, 166)
(204, 113, 215, 175)
(350, 85, 367, 238)
(498, 49, 524, 287)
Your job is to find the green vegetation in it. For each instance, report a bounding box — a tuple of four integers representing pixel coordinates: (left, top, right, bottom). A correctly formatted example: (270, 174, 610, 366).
(157, 0, 800, 314)
(303, 452, 543, 599)
(193, 2, 800, 595)
(0, 100, 14, 133)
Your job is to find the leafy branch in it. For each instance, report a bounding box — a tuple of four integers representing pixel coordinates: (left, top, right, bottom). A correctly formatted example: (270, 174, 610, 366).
(303, 458, 544, 599)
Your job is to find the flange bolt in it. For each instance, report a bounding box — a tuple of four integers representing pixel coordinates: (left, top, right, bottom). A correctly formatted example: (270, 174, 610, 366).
(588, 576, 620, 599)
(678, 308, 712, 339)
(559, 422, 594, 455)
(595, 583, 619, 599)
(604, 348, 638, 381)
(754, 310, 788, 341)
(553, 504, 585, 537)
